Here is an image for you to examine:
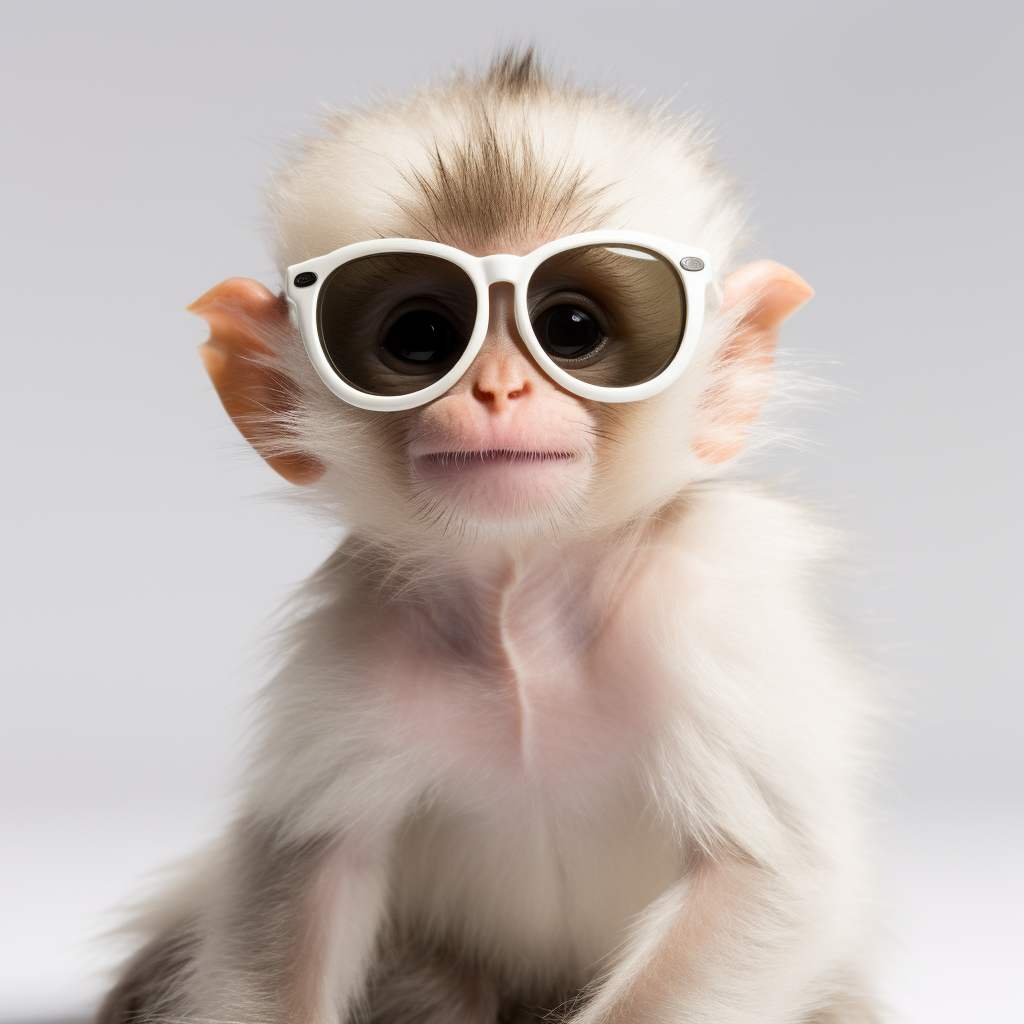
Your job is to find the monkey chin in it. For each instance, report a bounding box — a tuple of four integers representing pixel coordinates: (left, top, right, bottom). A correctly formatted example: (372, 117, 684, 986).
(411, 449, 593, 525)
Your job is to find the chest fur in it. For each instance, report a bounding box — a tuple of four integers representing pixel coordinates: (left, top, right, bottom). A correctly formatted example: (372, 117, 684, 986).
(389, 785, 685, 984)
(358, 578, 681, 979)
(365, 570, 664, 801)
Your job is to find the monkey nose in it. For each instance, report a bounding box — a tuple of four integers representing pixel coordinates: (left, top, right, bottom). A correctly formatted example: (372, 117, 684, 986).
(471, 359, 532, 409)
(468, 283, 538, 408)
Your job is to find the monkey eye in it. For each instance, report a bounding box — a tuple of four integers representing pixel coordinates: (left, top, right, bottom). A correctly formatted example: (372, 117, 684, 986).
(532, 295, 608, 362)
(379, 306, 464, 373)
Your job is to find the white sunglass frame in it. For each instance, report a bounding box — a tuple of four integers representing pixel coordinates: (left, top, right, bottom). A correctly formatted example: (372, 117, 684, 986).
(285, 230, 714, 412)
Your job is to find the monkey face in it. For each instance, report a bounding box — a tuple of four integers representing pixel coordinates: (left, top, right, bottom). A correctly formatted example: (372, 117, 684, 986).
(280, 233, 711, 534)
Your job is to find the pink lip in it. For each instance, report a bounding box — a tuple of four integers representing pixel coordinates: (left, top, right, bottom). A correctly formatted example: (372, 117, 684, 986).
(416, 450, 576, 470)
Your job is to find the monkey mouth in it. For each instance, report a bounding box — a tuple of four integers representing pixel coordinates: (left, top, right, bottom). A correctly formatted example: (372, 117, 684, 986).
(411, 448, 587, 520)
(416, 449, 577, 470)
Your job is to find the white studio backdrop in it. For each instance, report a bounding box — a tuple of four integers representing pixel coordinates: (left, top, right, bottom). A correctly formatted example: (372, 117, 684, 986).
(1, 1, 1020, 1021)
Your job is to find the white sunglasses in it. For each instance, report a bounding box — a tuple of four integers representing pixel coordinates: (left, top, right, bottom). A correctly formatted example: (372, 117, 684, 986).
(285, 231, 713, 412)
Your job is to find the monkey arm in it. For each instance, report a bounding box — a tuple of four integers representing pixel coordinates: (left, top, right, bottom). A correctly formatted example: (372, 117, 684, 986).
(198, 818, 392, 1023)
(97, 806, 398, 1024)
(185, 813, 398, 1024)
(570, 848, 851, 1024)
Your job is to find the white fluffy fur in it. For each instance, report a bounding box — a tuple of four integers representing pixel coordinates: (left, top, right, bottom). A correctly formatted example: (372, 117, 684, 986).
(100, 54, 883, 1024)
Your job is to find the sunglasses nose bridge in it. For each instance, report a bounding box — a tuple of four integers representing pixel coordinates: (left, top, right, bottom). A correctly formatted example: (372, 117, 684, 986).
(479, 254, 523, 287)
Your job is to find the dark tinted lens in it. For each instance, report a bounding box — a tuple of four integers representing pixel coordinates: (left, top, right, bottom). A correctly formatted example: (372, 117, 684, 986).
(526, 245, 686, 388)
(383, 309, 458, 364)
(317, 253, 477, 396)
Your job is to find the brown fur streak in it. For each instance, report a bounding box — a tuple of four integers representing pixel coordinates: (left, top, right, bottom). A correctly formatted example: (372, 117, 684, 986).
(393, 53, 616, 249)
(96, 920, 197, 1024)
(403, 122, 611, 251)
(485, 47, 547, 95)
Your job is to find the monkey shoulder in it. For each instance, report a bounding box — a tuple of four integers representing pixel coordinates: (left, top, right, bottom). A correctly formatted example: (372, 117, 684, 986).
(609, 480, 865, 732)
(623, 480, 844, 630)
(605, 483, 875, 860)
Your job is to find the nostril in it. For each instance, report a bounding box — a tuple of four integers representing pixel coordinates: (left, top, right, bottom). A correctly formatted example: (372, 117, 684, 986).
(472, 380, 529, 404)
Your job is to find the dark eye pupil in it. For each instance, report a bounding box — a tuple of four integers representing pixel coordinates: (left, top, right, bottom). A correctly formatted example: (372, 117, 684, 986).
(383, 310, 456, 364)
(538, 306, 602, 358)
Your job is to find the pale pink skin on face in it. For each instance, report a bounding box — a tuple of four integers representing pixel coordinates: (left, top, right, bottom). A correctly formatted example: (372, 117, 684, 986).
(406, 284, 597, 521)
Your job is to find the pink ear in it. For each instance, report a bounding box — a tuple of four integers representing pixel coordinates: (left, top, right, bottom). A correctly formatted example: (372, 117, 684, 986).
(190, 278, 324, 486)
(693, 261, 813, 464)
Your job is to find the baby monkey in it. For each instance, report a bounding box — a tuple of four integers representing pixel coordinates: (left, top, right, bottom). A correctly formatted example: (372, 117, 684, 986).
(100, 52, 881, 1024)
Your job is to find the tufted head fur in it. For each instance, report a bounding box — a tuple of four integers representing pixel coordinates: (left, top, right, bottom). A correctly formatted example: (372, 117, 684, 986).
(268, 49, 744, 265)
